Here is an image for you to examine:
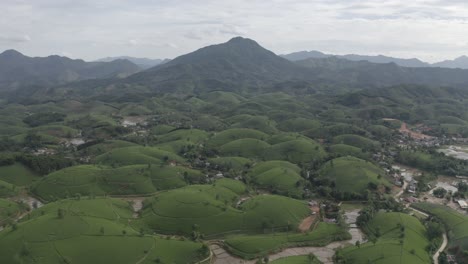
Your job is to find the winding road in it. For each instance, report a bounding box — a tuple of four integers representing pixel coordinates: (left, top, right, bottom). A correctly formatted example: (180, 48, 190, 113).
(433, 233, 448, 264)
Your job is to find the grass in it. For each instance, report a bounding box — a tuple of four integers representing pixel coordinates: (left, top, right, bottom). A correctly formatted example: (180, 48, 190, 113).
(412, 203, 468, 258)
(225, 223, 349, 259)
(0, 199, 22, 224)
(230, 115, 278, 134)
(332, 134, 380, 150)
(329, 144, 371, 160)
(249, 161, 303, 197)
(277, 118, 321, 132)
(264, 139, 326, 164)
(207, 128, 269, 148)
(318, 156, 389, 196)
(32, 164, 204, 201)
(208, 156, 252, 170)
(81, 140, 138, 156)
(0, 180, 17, 197)
(156, 129, 209, 144)
(95, 146, 186, 166)
(0, 197, 208, 264)
(340, 212, 431, 264)
(219, 138, 270, 158)
(135, 185, 309, 237)
(0, 162, 40, 186)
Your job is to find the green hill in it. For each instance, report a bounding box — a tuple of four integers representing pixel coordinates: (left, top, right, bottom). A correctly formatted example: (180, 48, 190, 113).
(219, 138, 270, 158)
(207, 128, 268, 148)
(135, 184, 309, 237)
(249, 161, 303, 198)
(0, 198, 207, 264)
(32, 164, 204, 201)
(95, 146, 185, 166)
(339, 212, 431, 264)
(318, 156, 389, 198)
(264, 139, 326, 164)
(412, 203, 468, 262)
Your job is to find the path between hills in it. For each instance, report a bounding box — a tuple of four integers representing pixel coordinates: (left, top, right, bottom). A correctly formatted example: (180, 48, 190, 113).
(433, 233, 448, 264)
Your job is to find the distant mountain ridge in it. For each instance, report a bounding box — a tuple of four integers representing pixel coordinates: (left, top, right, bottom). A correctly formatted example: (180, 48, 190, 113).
(281, 51, 468, 69)
(96, 56, 170, 69)
(7, 37, 468, 103)
(0, 49, 141, 91)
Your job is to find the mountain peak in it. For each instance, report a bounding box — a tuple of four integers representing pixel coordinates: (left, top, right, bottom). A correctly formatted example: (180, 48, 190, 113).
(0, 49, 25, 58)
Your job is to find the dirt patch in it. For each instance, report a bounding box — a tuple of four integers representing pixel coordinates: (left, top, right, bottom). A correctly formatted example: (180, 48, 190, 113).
(400, 122, 433, 140)
(298, 206, 319, 232)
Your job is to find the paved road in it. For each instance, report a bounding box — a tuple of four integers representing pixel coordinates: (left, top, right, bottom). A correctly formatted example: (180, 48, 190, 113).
(433, 233, 448, 264)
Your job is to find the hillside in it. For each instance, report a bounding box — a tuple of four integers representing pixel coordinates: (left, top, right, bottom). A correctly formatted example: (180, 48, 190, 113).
(0, 49, 141, 91)
(296, 56, 468, 88)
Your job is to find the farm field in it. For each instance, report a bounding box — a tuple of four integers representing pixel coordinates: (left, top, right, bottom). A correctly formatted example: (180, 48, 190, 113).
(0, 198, 208, 264)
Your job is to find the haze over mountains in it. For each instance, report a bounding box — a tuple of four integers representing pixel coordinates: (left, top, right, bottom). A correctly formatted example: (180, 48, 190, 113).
(3, 37, 468, 102)
(281, 50, 468, 69)
(96, 56, 170, 69)
(0, 49, 140, 91)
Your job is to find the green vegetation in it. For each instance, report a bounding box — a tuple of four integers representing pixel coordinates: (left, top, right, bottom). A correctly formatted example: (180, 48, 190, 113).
(0, 198, 208, 264)
(318, 156, 389, 199)
(270, 255, 322, 264)
(225, 223, 349, 259)
(412, 203, 468, 262)
(264, 139, 326, 164)
(332, 134, 380, 150)
(249, 161, 303, 197)
(32, 164, 205, 201)
(0, 162, 39, 186)
(135, 185, 309, 237)
(95, 146, 186, 166)
(339, 212, 431, 264)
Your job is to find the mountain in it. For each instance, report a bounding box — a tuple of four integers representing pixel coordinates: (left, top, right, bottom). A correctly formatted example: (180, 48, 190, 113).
(280, 50, 329, 61)
(121, 37, 314, 94)
(281, 50, 429, 67)
(0, 50, 141, 91)
(10, 37, 468, 103)
(296, 56, 468, 88)
(96, 56, 170, 69)
(432, 56, 468, 69)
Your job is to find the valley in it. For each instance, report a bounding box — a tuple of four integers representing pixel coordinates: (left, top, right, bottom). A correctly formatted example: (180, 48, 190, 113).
(0, 37, 467, 264)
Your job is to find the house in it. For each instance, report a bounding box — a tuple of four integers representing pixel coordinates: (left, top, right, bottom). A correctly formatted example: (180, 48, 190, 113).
(457, 200, 468, 209)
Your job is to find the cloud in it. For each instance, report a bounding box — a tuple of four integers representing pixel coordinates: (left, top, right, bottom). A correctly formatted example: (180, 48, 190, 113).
(0, 0, 468, 62)
(0, 34, 31, 43)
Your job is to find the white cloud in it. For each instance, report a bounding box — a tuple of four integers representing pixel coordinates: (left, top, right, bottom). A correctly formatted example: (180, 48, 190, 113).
(0, 0, 467, 62)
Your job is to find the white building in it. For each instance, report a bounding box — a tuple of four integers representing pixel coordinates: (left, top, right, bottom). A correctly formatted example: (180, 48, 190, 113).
(457, 200, 468, 209)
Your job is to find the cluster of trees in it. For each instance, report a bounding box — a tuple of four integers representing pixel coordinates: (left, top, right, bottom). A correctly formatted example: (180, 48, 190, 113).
(23, 112, 66, 127)
(16, 154, 73, 175)
(397, 150, 468, 176)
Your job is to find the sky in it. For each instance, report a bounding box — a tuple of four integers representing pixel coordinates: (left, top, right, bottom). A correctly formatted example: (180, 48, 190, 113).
(1, 0, 468, 62)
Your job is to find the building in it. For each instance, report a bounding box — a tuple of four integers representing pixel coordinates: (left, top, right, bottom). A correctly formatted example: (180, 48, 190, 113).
(457, 200, 468, 209)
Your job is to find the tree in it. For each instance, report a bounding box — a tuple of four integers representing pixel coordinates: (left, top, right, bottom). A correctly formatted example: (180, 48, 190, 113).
(57, 208, 64, 219)
(433, 188, 447, 198)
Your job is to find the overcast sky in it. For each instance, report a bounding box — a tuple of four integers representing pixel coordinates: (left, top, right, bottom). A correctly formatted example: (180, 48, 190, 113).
(1, 0, 468, 62)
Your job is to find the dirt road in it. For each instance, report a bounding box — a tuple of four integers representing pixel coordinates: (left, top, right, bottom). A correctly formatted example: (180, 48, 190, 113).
(433, 233, 448, 264)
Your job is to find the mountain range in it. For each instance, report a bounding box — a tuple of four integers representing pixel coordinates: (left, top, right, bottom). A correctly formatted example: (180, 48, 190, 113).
(0, 50, 141, 91)
(4, 37, 468, 102)
(96, 56, 170, 69)
(281, 50, 468, 69)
